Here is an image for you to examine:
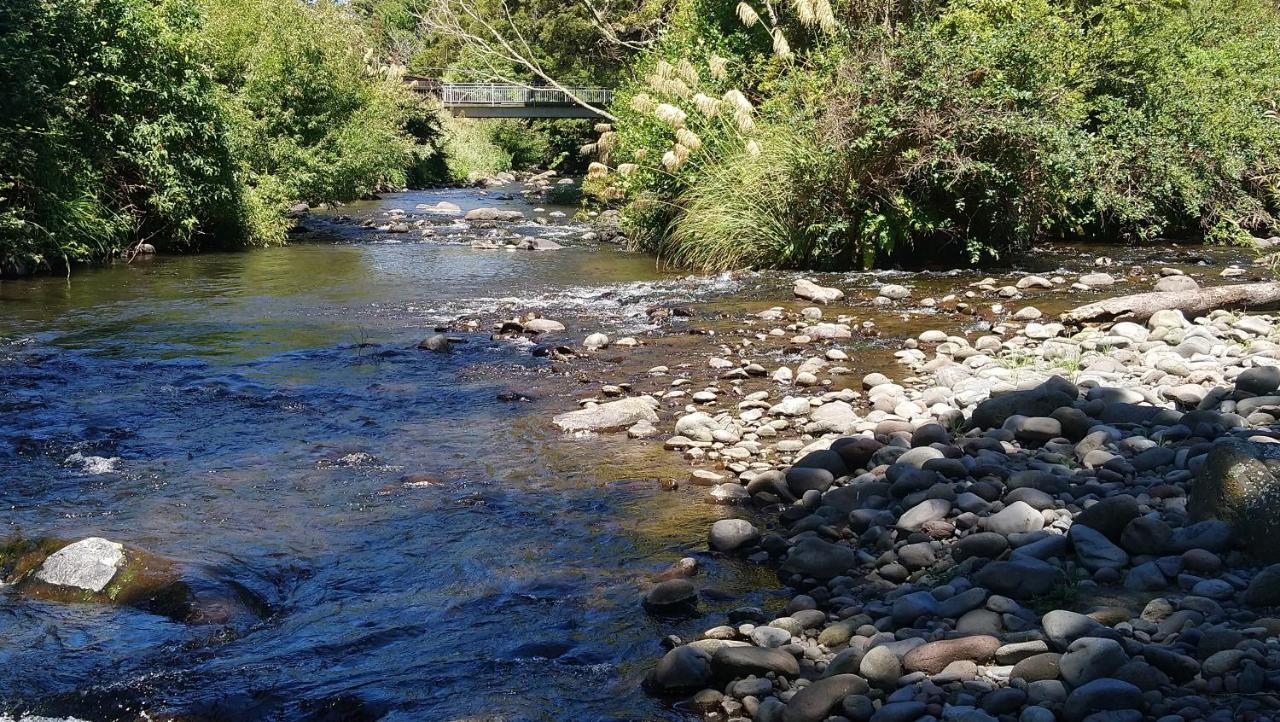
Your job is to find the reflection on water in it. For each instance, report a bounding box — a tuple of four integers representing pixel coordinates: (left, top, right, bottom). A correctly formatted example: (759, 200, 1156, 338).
(0, 191, 773, 722)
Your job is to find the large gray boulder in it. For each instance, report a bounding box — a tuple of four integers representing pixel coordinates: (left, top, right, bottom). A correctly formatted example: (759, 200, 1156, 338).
(970, 377, 1078, 429)
(1189, 439, 1279, 561)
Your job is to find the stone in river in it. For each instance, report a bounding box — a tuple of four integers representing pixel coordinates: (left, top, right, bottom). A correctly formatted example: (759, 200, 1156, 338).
(651, 645, 712, 690)
(644, 579, 697, 611)
(464, 207, 525, 222)
(34, 537, 124, 593)
(418, 334, 451, 352)
(709, 519, 759, 552)
(794, 279, 843, 304)
(552, 397, 658, 433)
(523, 318, 566, 333)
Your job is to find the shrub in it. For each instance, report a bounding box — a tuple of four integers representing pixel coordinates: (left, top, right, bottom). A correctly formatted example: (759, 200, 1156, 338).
(0, 0, 244, 275)
(198, 0, 421, 242)
(601, 0, 1280, 270)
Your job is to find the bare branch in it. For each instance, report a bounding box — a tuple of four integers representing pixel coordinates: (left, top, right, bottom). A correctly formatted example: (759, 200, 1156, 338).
(416, 0, 618, 121)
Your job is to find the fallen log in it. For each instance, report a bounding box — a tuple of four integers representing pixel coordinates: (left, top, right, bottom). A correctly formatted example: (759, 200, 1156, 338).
(1061, 281, 1280, 324)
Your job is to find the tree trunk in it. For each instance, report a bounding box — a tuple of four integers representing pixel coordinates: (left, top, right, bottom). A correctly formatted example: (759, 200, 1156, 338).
(1061, 282, 1280, 324)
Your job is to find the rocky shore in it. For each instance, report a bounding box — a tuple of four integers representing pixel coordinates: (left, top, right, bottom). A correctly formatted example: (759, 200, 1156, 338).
(599, 278, 1280, 722)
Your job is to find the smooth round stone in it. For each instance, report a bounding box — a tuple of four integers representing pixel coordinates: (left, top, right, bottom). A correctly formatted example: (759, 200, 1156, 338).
(750, 625, 792, 648)
(709, 518, 760, 552)
(651, 645, 712, 689)
(860, 644, 902, 687)
(644, 579, 697, 610)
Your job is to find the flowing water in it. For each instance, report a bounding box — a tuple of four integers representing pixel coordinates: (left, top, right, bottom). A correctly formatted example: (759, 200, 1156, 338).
(0, 189, 783, 722)
(0, 187, 1247, 722)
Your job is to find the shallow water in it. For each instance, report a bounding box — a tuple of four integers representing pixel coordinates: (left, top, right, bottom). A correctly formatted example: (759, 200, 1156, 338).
(0, 189, 780, 722)
(0, 187, 1253, 722)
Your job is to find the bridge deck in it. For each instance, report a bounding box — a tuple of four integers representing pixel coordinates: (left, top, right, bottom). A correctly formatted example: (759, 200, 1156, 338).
(406, 79, 611, 119)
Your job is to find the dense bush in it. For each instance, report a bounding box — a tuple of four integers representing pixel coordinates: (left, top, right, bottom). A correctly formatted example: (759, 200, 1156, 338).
(601, 0, 1280, 269)
(197, 0, 424, 243)
(0, 0, 430, 275)
(0, 0, 245, 275)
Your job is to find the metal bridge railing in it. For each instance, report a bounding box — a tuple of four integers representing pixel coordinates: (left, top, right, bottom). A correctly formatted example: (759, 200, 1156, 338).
(409, 80, 611, 108)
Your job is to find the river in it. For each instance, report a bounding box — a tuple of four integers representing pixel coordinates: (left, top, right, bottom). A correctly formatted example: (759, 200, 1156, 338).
(0, 186, 1241, 722)
(0, 188, 784, 722)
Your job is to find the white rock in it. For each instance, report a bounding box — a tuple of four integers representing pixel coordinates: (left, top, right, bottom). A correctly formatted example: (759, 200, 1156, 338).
(35, 538, 124, 593)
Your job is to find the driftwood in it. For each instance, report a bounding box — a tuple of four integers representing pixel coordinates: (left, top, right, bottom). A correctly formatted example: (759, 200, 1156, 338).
(1061, 281, 1280, 324)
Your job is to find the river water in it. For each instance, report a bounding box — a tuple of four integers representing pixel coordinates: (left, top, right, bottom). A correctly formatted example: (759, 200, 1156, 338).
(0, 188, 781, 722)
(0, 187, 1245, 722)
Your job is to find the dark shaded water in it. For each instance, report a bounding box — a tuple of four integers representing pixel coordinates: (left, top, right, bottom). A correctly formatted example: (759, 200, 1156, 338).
(0, 190, 776, 722)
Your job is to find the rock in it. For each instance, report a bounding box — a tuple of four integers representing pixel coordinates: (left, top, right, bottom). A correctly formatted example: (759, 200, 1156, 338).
(892, 590, 938, 625)
(902, 635, 1000, 674)
(1154, 275, 1199, 293)
(1059, 637, 1128, 686)
(985, 501, 1045, 536)
(976, 558, 1060, 599)
(1043, 610, 1114, 648)
(33, 538, 123, 592)
(1244, 563, 1280, 606)
(1062, 679, 1143, 722)
(782, 537, 857, 580)
(652, 646, 712, 690)
(860, 645, 902, 686)
(712, 646, 800, 677)
(710, 519, 760, 552)
(794, 279, 844, 304)
(971, 377, 1078, 429)
(1189, 440, 1280, 561)
(782, 674, 869, 722)
(1011, 652, 1062, 682)
(1078, 273, 1116, 287)
(418, 334, 451, 353)
(872, 702, 927, 722)
(1075, 495, 1139, 542)
(878, 284, 910, 300)
(553, 398, 658, 433)
(464, 207, 525, 222)
(644, 579, 697, 610)
(787, 467, 835, 496)
(583, 332, 609, 349)
(1017, 275, 1054, 289)
(1007, 416, 1063, 442)
(524, 318, 566, 334)
(897, 499, 951, 531)
(1237, 366, 1280, 395)
(1069, 523, 1129, 571)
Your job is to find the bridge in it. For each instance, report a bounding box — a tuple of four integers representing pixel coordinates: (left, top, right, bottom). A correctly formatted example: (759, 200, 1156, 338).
(405, 77, 611, 119)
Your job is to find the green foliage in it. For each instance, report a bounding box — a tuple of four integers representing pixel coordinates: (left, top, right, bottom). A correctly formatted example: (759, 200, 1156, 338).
(441, 116, 513, 182)
(0, 0, 431, 275)
(197, 0, 422, 242)
(607, 0, 1280, 270)
(0, 0, 245, 275)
